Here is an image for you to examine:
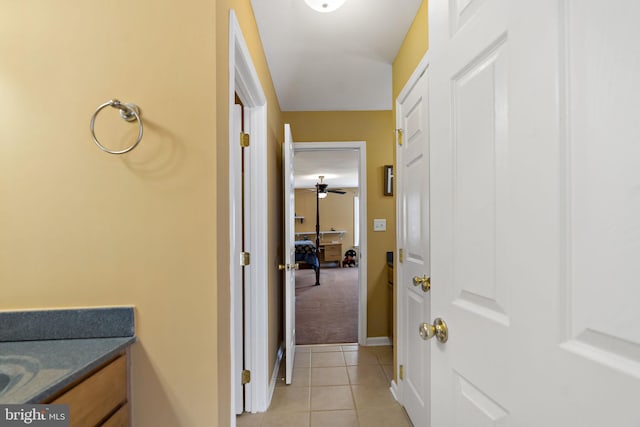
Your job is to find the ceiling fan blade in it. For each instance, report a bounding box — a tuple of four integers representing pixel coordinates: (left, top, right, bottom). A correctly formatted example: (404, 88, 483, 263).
(328, 189, 346, 194)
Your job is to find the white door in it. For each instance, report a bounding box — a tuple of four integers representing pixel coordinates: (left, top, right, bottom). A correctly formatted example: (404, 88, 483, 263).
(232, 104, 244, 414)
(397, 70, 430, 424)
(428, 0, 640, 425)
(233, 102, 253, 414)
(283, 123, 297, 385)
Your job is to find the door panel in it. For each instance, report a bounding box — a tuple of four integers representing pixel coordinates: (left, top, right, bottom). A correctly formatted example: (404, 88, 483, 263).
(452, 35, 509, 324)
(397, 71, 430, 425)
(562, 0, 640, 375)
(453, 373, 508, 427)
(430, 0, 511, 424)
(451, 0, 488, 33)
(451, 36, 510, 326)
(556, 2, 640, 423)
(429, 0, 640, 425)
(406, 291, 427, 405)
(283, 124, 296, 385)
(406, 153, 427, 263)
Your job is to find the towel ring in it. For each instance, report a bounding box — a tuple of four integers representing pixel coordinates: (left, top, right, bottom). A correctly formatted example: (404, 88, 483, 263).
(90, 99, 143, 155)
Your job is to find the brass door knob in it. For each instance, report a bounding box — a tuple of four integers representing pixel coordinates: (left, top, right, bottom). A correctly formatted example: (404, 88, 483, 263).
(412, 275, 431, 292)
(278, 264, 287, 271)
(278, 263, 299, 271)
(419, 318, 448, 343)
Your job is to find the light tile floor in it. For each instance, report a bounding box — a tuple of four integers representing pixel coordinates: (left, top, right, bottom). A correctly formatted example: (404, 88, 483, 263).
(236, 344, 413, 427)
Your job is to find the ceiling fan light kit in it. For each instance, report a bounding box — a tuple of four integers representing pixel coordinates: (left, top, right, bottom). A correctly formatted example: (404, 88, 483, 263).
(304, 0, 347, 13)
(315, 175, 346, 198)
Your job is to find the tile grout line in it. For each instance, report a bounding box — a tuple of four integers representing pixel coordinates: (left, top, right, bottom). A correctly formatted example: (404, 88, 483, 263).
(251, 344, 396, 427)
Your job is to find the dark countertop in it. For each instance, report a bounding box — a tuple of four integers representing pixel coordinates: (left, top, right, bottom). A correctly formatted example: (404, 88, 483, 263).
(0, 307, 136, 404)
(0, 336, 135, 404)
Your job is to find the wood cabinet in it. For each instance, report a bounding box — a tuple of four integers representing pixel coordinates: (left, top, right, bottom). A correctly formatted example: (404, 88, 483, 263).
(48, 354, 129, 426)
(101, 402, 129, 427)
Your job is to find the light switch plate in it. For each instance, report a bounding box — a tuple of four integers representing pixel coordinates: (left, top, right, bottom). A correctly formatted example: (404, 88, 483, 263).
(373, 218, 387, 232)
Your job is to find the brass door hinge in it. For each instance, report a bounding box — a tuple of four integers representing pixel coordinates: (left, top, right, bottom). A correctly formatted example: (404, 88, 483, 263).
(241, 370, 251, 385)
(240, 132, 250, 147)
(399, 364, 404, 380)
(240, 252, 251, 266)
(396, 129, 403, 146)
(399, 248, 404, 263)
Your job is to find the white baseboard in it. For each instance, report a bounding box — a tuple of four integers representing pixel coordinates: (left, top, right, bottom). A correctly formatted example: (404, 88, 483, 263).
(365, 336, 392, 346)
(390, 380, 399, 401)
(267, 343, 284, 409)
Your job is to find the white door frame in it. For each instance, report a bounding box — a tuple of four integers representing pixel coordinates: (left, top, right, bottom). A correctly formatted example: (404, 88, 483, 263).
(394, 52, 430, 404)
(229, 10, 270, 417)
(293, 142, 368, 345)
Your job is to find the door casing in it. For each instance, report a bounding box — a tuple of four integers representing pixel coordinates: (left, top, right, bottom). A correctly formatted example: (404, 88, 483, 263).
(293, 141, 368, 345)
(229, 10, 270, 418)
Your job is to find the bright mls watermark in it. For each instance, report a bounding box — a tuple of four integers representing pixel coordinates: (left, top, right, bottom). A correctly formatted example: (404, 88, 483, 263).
(0, 405, 69, 426)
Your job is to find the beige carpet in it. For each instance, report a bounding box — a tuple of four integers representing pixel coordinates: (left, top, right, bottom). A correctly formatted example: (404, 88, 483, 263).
(295, 267, 359, 344)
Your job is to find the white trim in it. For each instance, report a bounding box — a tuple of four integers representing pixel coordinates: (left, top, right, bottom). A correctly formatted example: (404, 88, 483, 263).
(229, 10, 270, 419)
(365, 336, 392, 346)
(293, 141, 367, 346)
(395, 50, 430, 407)
(246, 102, 270, 413)
(353, 195, 360, 247)
(390, 380, 400, 401)
(268, 344, 284, 405)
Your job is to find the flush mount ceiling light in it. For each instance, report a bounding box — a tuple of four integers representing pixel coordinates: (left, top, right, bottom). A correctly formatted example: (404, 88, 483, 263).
(304, 0, 347, 13)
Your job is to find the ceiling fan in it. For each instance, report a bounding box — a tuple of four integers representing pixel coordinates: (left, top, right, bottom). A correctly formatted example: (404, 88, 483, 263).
(311, 175, 346, 286)
(315, 176, 346, 198)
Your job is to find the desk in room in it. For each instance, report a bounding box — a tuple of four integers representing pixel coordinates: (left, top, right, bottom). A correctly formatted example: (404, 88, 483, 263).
(319, 243, 342, 266)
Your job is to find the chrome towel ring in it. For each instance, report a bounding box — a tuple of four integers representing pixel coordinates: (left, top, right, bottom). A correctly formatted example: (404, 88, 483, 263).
(90, 99, 143, 155)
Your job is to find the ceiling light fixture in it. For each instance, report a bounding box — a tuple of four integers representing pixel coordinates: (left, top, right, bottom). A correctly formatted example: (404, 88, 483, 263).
(304, 0, 347, 13)
(317, 176, 329, 199)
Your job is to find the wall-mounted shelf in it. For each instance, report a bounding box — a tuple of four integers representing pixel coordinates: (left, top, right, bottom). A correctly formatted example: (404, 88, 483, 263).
(294, 216, 305, 223)
(295, 230, 346, 239)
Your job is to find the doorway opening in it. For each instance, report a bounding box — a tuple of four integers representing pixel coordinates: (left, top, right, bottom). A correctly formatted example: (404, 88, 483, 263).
(292, 142, 367, 346)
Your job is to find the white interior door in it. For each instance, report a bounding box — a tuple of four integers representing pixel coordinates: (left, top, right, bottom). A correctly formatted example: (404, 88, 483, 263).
(428, 0, 640, 425)
(283, 123, 296, 385)
(232, 104, 244, 415)
(397, 70, 430, 425)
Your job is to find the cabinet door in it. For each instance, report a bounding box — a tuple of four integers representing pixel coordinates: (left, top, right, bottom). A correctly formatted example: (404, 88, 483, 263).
(101, 402, 130, 427)
(324, 244, 342, 261)
(51, 355, 127, 427)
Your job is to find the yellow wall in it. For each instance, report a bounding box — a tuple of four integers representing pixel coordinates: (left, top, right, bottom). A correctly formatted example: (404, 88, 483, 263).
(392, 0, 429, 103)
(282, 111, 395, 338)
(1, 1, 281, 426)
(391, 0, 429, 381)
(295, 188, 358, 252)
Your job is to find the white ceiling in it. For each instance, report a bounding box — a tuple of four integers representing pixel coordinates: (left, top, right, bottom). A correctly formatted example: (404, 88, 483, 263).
(294, 149, 359, 189)
(250, 0, 422, 111)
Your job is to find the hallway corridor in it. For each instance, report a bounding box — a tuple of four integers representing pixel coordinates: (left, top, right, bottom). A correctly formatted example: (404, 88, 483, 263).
(236, 345, 412, 427)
